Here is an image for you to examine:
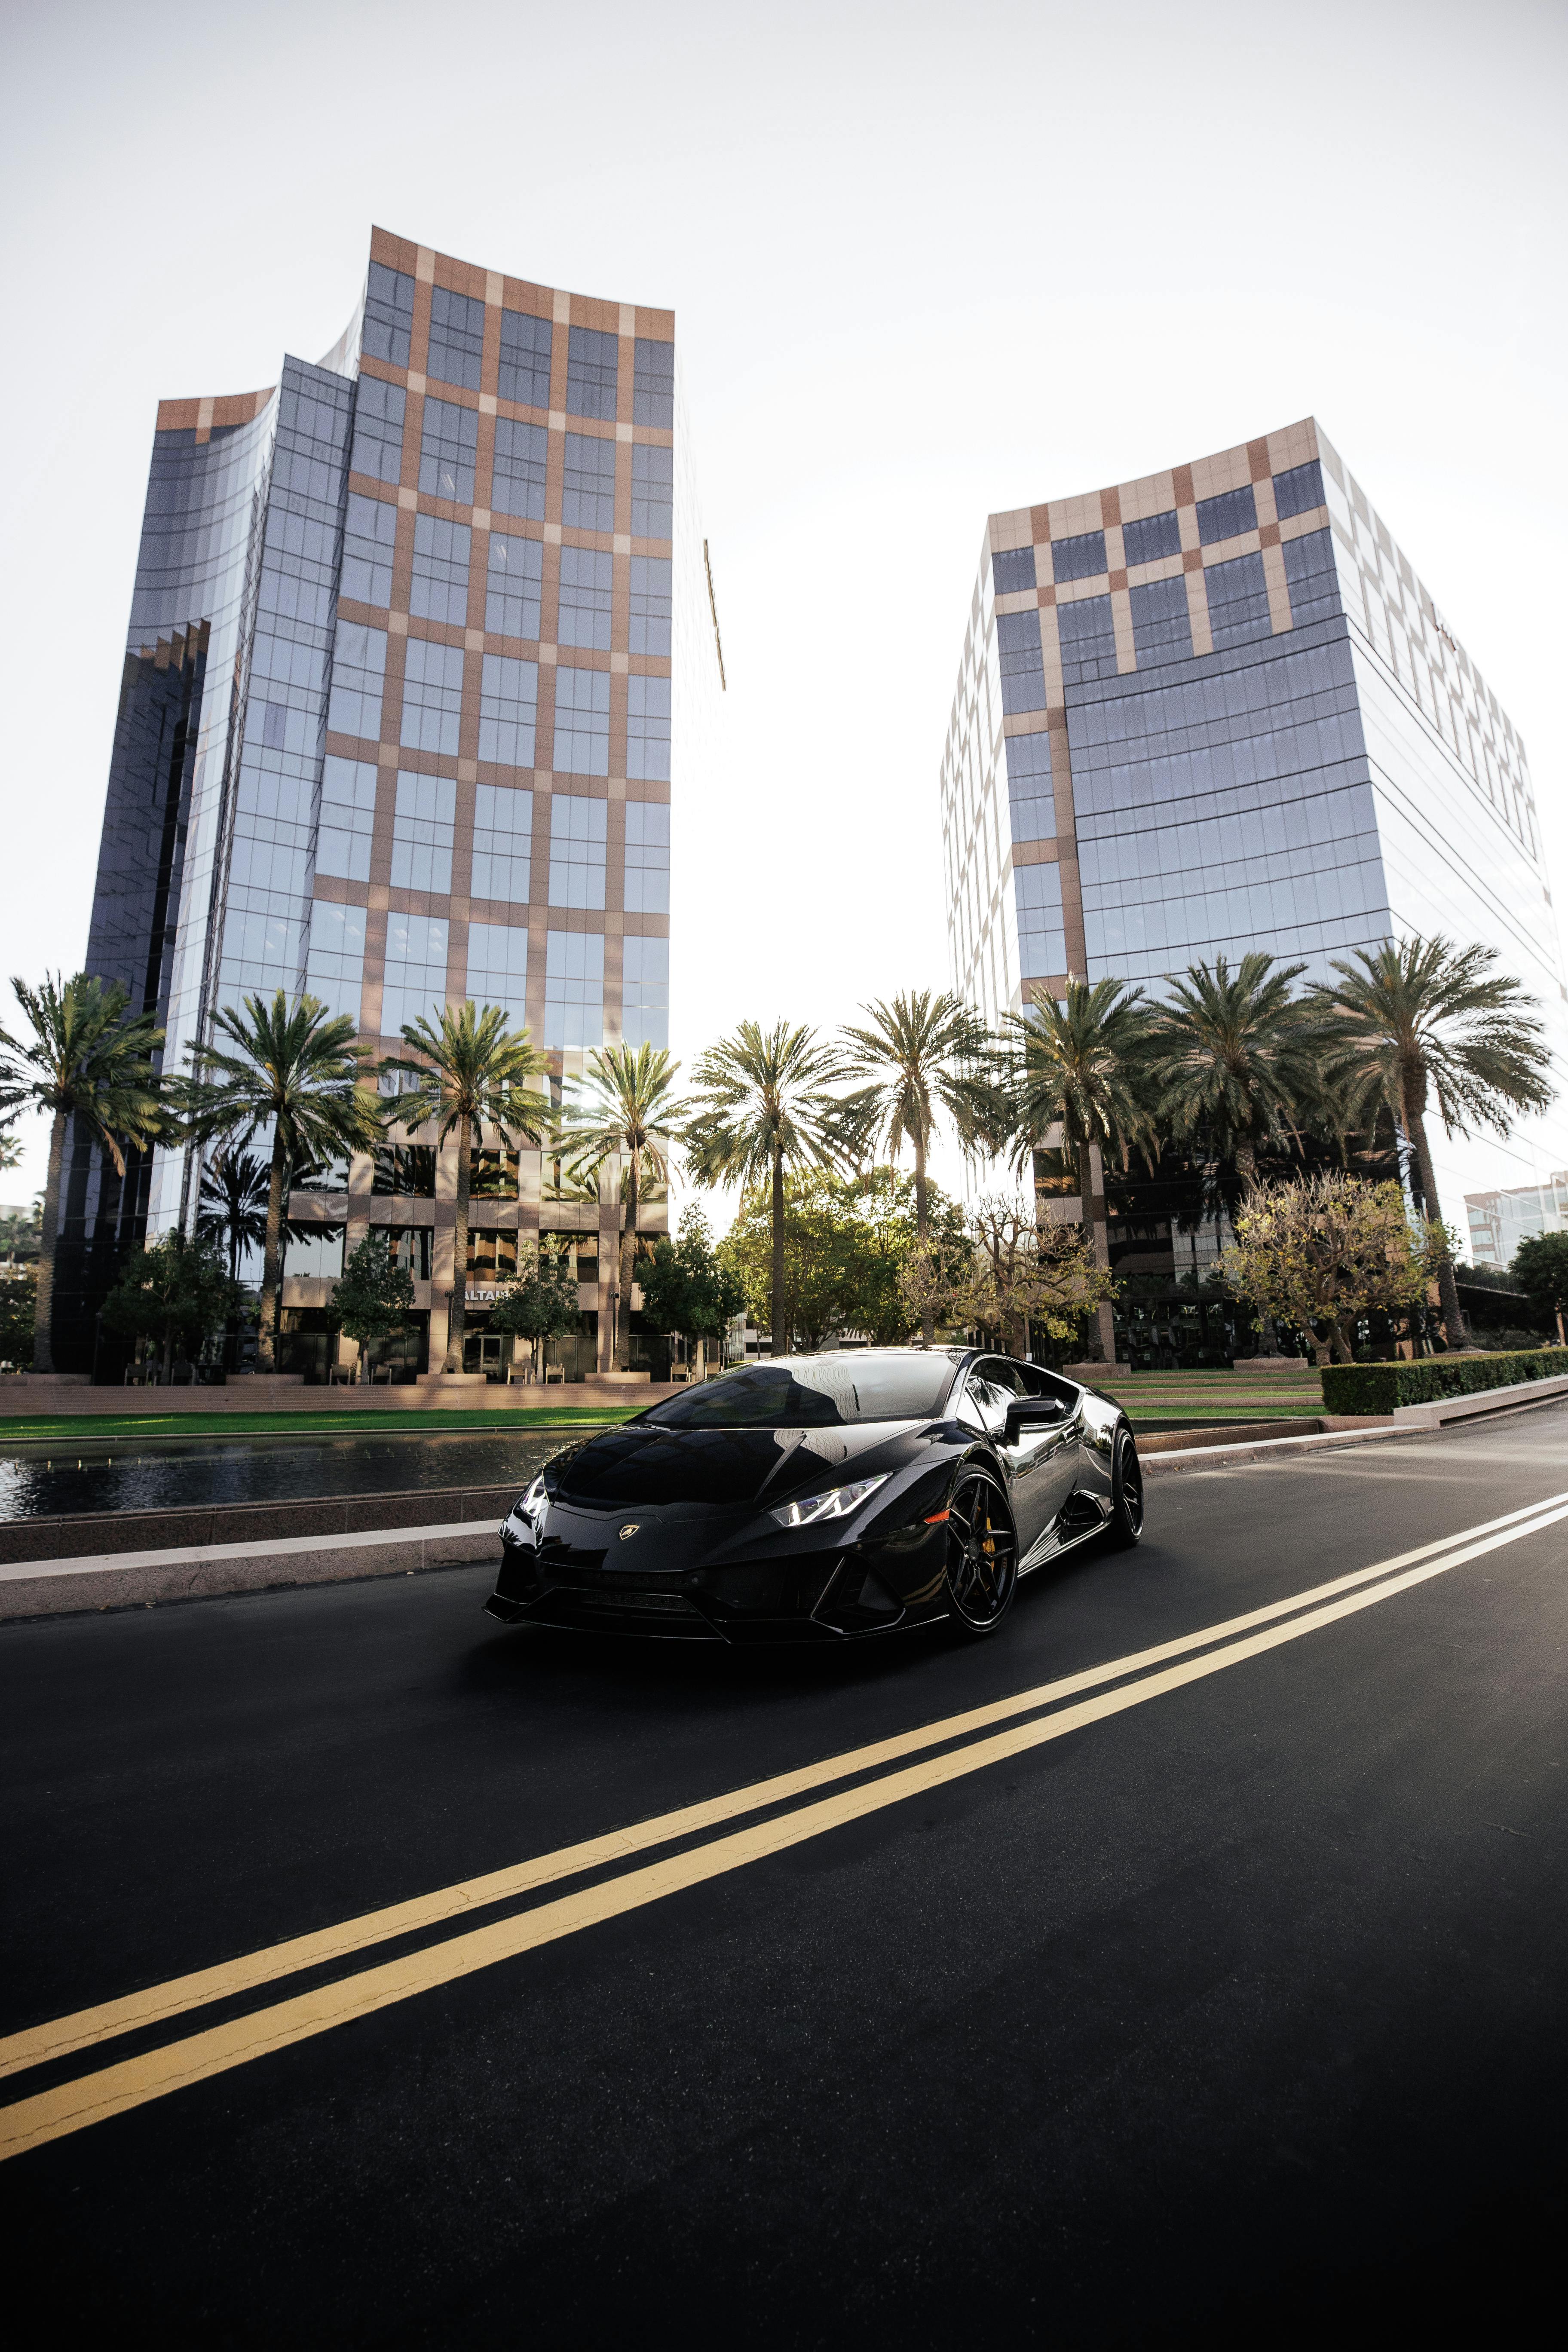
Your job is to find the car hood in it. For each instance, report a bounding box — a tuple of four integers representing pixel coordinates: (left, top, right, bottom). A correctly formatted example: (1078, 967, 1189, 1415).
(549, 1420, 916, 1512)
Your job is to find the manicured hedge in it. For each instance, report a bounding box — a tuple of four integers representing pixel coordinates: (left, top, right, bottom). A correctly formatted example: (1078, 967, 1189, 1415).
(1321, 1348, 1568, 1415)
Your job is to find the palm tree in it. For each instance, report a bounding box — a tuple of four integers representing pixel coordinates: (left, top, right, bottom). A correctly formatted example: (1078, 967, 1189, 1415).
(382, 1001, 549, 1374)
(556, 1043, 688, 1369)
(1146, 953, 1320, 1356)
(0, 972, 163, 1373)
(196, 1148, 271, 1279)
(997, 978, 1149, 1363)
(840, 989, 988, 1342)
(685, 1020, 851, 1355)
(1311, 936, 1554, 1346)
(178, 992, 383, 1372)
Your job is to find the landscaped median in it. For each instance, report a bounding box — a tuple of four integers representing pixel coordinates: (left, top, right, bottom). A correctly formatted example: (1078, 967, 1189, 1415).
(1321, 1347, 1568, 1415)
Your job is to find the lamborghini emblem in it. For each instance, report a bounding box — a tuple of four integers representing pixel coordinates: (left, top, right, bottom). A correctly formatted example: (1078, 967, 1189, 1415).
(619, 1523, 640, 1541)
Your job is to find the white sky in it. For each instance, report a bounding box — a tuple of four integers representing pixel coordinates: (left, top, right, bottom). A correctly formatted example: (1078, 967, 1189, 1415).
(2, 0, 1565, 1237)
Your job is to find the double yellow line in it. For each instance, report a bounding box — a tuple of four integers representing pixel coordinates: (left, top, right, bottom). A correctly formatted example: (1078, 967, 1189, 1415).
(4, 1489, 1565, 2164)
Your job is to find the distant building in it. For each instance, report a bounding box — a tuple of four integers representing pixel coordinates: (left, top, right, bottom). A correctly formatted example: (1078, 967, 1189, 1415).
(65, 228, 720, 1376)
(1465, 1173, 1568, 1269)
(940, 416, 1568, 1274)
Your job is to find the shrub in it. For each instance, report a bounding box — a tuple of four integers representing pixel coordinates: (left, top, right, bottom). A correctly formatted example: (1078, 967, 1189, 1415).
(1321, 1348, 1568, 1414)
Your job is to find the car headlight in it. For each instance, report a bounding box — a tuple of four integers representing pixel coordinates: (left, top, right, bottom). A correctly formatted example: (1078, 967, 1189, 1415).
(770, 1473, 889, 1530)
(508, 1474, 548, 1529)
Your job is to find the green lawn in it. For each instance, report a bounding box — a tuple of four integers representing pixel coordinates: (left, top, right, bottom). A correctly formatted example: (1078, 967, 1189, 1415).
(1084, 1369, 1323, 1428)
(0, 1407, 637, 1447)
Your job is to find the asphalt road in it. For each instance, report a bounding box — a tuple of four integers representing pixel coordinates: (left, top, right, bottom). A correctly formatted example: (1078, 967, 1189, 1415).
(3, 1407, 1567, 2346)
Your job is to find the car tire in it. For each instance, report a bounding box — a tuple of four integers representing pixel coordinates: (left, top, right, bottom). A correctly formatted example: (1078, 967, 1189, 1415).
(1103, 1427, 1144, 1549)
(943, 1466, 1018, 1639)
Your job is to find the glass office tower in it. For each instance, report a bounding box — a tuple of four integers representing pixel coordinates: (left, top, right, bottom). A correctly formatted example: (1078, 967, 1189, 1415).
(941, 418, 1568, 1265)
(66, 228, 718, 1375)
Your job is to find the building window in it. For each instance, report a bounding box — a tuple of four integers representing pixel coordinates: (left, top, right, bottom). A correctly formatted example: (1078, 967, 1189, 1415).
(558, 545, 614, 649)
(362, 263, 415, 369)
(622, 934, 668, 1048)
(997, 611, 1046, 714)
(1121, 509, 1182, 566)
(373, 1145, 437, 1197)
(544, 930, 604, 1048)
(419, 395, 478, 503)
(467, 919, 530, 1025)
(350, 377, 406, 485)
(625, 800, 669, 913)
(563, 433, 617, 533)
(1273, 459, 1325, 520)
(1057, 595, 1118, 686)
(485, 531, 542, 638)
(567, 325, 619, 421)
(385, 1226, 433, 1280)
(399, 636, 465, 756)
(410, 513, 472, 626)
(341, 492, 397, 608)
(382, 913, 450, 1037)
(553, 665, 610, 775)
(633, 338, 674, 429)
(1050, 530, 1107, 584)
(467, 1228, 520, 1280)
(499, 310, 552, 409)
(427, 285, 485, 392)
(992, 547, 1036, 595)
(1282, 527, 1341, 627)
(548, 794, 608, 908)
(478, 653, 538, 768)
(471, 783, 532, 903)
(303, 900, 367, 1027)
(1014, 861, 1066, 980)
(285, 1228, 346, 1281)
(327, 621, 387, 741)
(1196, 484, 1258, 545)
(492, 417, 548, 521)
(1204, 551, 1272, 649)
(1004, 730, 1053, 842)
(629, 555, 672, 655)
(316, 756, 377, 883)
(627, 675, 671, 781)
(631, 444, 673, 539)
(391, 773, 456, 893)
(1129, 574, 1193, 668)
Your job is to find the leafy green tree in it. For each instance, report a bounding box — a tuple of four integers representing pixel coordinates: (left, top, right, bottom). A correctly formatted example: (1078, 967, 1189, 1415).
(996, 978, 1149, 1361)
(488, 1242, 581, 1382)
(380, 1001, 549, 1374)
(1511, 1231, 1568, 1347)
(0, 972, 165, 1374)
(1311, 937, 1554, 1347)
(715, 1167, 960, 1350)
(331, 1233, 416, 1379)
(556, 1043, 686, 1369)
(196, 1148, 272, 1278)
(0, 1194, 42, 1265)
(839, 989, 988, 1340)
(686, 1020, 852, 1353)
(101, 1231, 243, 1383)
(177, 992, 384, 1372)
(0, 1268, 36, 1368)
(1221, 1174, 1444, 1368)
(637, 1205, 747, 1374)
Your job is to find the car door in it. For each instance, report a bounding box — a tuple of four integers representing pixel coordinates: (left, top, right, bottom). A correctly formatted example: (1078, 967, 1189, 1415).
(985, 1357, 1082, 1562)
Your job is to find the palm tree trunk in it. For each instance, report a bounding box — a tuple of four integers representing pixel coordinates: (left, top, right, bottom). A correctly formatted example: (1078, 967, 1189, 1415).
(32, 1107, 68, 1374)
(914, 1127, 934, 1345)
(1406, 1103, 1466, 1347)
(1076, 1133, 1110, 1363)
(616, 1148, 640, 1372)
(1234, 1139, 1283, 1357)
(445, 1112, 471, 1373)
(771, 1137, 786, 1357)
(257, 1130, 288, 1374)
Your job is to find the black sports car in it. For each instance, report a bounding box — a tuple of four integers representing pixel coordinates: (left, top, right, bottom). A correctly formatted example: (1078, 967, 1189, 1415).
(484, 1347, 1143, 1644)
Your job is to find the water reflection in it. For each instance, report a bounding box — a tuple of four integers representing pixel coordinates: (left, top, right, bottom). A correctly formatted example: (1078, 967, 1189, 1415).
(0, 1432, 576, 1522)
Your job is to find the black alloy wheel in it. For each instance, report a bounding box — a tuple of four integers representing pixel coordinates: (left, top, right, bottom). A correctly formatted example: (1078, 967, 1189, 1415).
(1104, 1426, 1145, 1548)
(943, 1467, 1018, 1638)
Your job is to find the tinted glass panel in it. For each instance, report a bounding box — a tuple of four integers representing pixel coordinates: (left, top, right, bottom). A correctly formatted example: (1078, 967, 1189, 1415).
(1196, 484, 1258, 545)
(1051, 530, 1106, 583)
(498, 310, 553, 408)
(631, 443, 673, 539)
(350, 377, 405, 485)
(427, 286, 485, 392)
(492, 417, 547, 520)
(1205, 550, 1272, 649)
(1273, 459, 1325, 520)
(997, 611, 1046, 715)
(362, 263, 414, 368)
(419, 396, 478, 503)
(567, 325, 618, 420)
(1057, 594, 1118, 685)
(645, 1353, 963, 1427)
(1282, 527, 1341, 626)
(1129, 573, 1193, 667)
(1121, 509, 1182, 566)
(992, 547, 1036, 594)
(633, 337, 674, 428)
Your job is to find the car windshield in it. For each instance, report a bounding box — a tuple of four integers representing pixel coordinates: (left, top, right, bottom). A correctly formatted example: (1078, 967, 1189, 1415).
(643, 1355, 962, 1429)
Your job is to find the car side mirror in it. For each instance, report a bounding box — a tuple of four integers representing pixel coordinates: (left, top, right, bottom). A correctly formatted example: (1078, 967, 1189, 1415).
(1005, 1396, 1069, 1443)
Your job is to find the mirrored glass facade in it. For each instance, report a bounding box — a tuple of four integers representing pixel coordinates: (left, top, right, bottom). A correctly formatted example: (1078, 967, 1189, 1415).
(73, 230, 719, 1374)
(942, 418, 1568, 1234)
